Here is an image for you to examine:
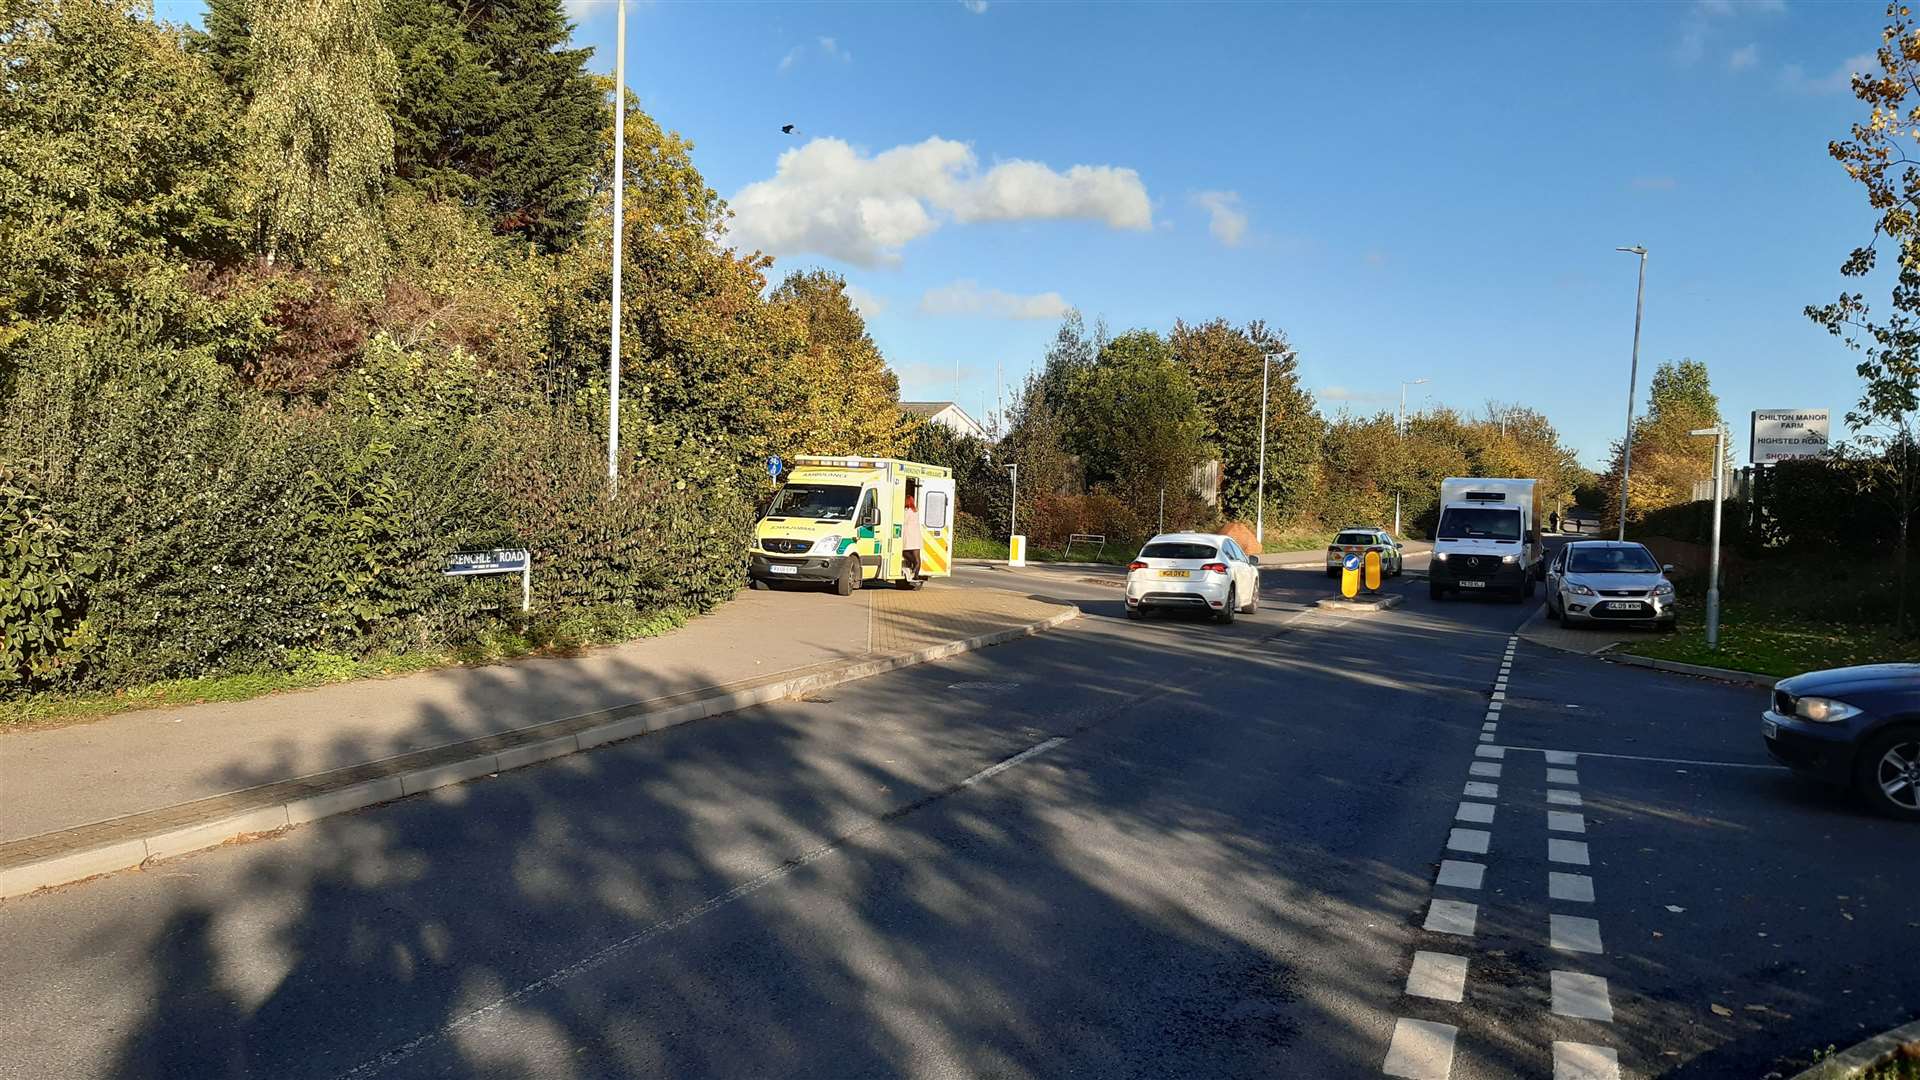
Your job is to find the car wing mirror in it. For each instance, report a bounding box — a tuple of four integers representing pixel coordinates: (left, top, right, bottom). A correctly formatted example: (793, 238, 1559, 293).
(1662, 563, 1675, 574)
(1248, 555, 1260, 565)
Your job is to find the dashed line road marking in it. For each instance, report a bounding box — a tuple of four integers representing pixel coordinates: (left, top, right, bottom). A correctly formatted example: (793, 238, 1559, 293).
(1549, 872, 1595, 903)
(1499, 745, 1789, 771)
(1550, 914, 1605, 954)
(1406, 952, 1471, 1002)
(1481, 721, 1498, 731)
(1547, 789, 1582, 807)
(1488, 701, 1503, 712)
(1479, 733, 1496, 743)
(1547, 767, 1580, 785)
(1474, 745, 1506, 759)
(1544, 750, 1579, 765)
(1551, 971, 1615, 1021)
(1424, 898, 1479, 936)
(1547, 811, 1587, 833)
(1455, 801, 1496, 824)
(1447, 828, 1491, 854)
(1491, 691, 1507, 701)
(1384, 1018, 1459, 1079)
(1548, 838, 1591, 865)
(1437, 860, 1485, 889)
(1469, 762, 1503, 778)
(1552, 1040, 1621, 1080)
(1463, 781, 1498, 798)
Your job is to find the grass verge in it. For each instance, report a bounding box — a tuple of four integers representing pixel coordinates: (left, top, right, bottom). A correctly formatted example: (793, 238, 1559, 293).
(953, 536, 1136, 565)
(1861, 1043, 1920, 1080)
(1, 605, 693, 732)
(1615, 609, 1916, 679)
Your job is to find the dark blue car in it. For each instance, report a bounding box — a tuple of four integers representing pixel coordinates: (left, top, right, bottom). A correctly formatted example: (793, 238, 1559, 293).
(1764, 664, 1920, 821)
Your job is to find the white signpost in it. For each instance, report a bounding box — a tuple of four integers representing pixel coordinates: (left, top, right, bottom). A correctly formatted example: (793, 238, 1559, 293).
(1750, 409, 1830, 463)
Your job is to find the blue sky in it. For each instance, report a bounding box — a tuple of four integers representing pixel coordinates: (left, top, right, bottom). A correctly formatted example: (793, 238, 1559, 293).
(167, 0, 1892, 467)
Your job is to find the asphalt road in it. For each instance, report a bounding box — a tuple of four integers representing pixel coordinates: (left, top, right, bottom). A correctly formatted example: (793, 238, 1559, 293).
(1, 561, 1913, 1079)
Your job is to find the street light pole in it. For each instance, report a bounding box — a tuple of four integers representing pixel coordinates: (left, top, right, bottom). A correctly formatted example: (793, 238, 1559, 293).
(1690, 426, 1726, 649)
(1256, 351, 1273, 548)
(1616, 245, 1648, 540)
(1395, 377, 1429, 535)
(606, 0, 627, 493)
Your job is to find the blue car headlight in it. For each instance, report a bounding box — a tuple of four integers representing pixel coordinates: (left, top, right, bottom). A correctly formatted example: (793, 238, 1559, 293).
(1794, 696, 1862, 724)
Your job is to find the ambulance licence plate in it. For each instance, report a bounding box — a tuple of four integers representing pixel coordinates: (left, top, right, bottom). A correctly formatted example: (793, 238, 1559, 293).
(769, 565, 798, 575)
(1159, 569, 1191, 578)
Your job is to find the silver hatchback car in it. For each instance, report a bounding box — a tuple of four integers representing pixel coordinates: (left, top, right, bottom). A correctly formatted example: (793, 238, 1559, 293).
(1545, 540, 1678, 629)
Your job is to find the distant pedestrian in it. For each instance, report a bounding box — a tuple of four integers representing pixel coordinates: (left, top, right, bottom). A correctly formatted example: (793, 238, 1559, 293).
(1550, 510, 1560, 533)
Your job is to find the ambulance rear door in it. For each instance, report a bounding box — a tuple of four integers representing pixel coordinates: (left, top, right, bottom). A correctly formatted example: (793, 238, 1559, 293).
(919, 476, 956, 578)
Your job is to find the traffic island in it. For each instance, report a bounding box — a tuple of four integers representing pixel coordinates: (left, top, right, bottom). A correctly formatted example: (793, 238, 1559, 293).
(1788, 1018, 1920, 1080)
(1313, 594, 1404, 614)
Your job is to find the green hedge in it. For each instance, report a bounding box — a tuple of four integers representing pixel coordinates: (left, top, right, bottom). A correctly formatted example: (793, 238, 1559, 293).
(1, 322, 750, 696)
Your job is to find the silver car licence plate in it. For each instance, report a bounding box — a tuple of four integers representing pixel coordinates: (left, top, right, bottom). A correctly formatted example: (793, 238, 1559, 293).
(1603, 601, 1638, 610)
(1459, 580, 1486, 588)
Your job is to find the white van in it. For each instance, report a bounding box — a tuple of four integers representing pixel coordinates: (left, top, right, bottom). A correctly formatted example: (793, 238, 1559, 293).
(1428, 477, 1544, 602)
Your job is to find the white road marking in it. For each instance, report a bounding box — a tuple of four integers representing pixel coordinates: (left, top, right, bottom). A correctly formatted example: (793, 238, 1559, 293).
(1384, 1018, 1459, 1079)
(1553, 1041, 1621, 1080)
(1488, 701, 1503, 712)
(331, 733, 1070, 1080)
(1551, 972, 1615, 1021)
(1463, 781, 1498, 798)
(1482, 720, 1498, 730)
(1437, 860, 1485, 889)
(1544, 750, 1579, 765)
(1547, 767, 1580, 785)
(1424, 898, 1479, 936)
(1480, 733, 1496, 743)
(1470, 762, 1503, 778)
(1447, 828, 1491, 854)
(1499, 745, 1789, 771)
(1456, 801, 1496, 824)
(1491, 691, 1507, 701)
(1549, 838, 1591, 865)
(1547, 811, 1587, 833)
(1547, 789, 1582, 807)
(1475, 746, 1506, 759)
(1406, 952, 1471, 1002)
(1550, 914, 1605, 954)
(1495, 677, 1509, 688)
(1549, 872, 1595, 903)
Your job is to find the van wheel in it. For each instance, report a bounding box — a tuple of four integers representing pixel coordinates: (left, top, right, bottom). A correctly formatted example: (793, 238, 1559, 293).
(1430, 582, 1446, 601)
(834, 560, 858, 596)
(1856, 728, 1920, 821)
(750, 577, 771, 591)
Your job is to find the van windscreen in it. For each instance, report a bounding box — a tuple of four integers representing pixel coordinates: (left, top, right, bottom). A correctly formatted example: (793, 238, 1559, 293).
(1437, 507, 1521, 541)
(768, 484, 860, 520)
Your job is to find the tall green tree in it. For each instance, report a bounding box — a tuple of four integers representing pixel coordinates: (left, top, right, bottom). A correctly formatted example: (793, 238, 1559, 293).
(1603, 359, 1725, 524)
(1171, 318, 1321, 528)
(238, 0, 396, 264)
(1059, 330, 1209, 512)
(1805, 0, 1920, 633)
(0, 0, 243, 335)
(767, 270, 906, 455)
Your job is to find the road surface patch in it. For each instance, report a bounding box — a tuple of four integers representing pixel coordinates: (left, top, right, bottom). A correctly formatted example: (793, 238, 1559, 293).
(1455, 802, 1496, 824)
(1550, 971, 1615, 1021)
(1425, 899, 1480, 936)
(1447, 828, 1491, 854)
(1548, 838, 1591, 865)
(1546, 811, 1586, 833)
(1547, 789, 1581, 806)
(1552, 1040, 1621, 1080)
(1548, 872, 1595, 903)
(1384, 1018, 1459, 1079)
(1549, 914, 1605, 954)
(1436, 860, 1485, 889)
(1406, 952, 1471, 1002)
(1463, 781, 1498, 798)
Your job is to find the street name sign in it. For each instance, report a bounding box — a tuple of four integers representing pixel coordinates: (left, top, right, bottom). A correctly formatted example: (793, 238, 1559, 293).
(444, 549, 530, 575)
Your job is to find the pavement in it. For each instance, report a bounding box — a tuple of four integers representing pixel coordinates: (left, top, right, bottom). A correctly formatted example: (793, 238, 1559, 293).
(0, 582, 1074, 893)
(1, 556, 1912, 1080)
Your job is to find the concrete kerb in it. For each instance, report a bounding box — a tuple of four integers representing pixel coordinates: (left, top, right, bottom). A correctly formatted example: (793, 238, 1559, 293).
(0, 607, 1082, 900)
(1312, 594, 1405, 614)
(1788, 1017, 1920, 1080)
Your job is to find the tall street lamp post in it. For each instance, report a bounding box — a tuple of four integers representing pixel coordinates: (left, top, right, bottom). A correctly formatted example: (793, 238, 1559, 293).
(606, 0, 628, 493)
(1254, 351, 1280, 549)
(1395, 377, 1429, 535)
(1616, 245, 1648, 540)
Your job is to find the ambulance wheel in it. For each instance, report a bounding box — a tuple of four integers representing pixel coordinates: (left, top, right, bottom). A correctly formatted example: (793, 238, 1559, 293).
(834, 561, 858, 596)
(750, 577, 771, 591)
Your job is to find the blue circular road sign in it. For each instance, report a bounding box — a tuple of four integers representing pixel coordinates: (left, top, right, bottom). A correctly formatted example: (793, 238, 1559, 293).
(1343, 553, 1361, 571)
(767, 455, 783, 478)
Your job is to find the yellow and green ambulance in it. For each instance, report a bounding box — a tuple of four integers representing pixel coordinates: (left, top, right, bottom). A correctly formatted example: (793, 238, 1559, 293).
(749, 456, 956, 595)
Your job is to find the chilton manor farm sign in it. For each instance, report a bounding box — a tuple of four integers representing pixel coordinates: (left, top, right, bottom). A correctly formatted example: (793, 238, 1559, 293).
(1750, 409, 1830, 463)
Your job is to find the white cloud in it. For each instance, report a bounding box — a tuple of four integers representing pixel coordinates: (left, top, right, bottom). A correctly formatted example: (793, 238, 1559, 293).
(778, 36, 851, 74)
(1677, 0, 1784, 66)
(1192, 190, 1248, 247)
(842, 282, 887, 319)
(890, 359, 974, 389)
(1784, 52, 1876, 94)
(958, 0, 990, 12)
(728, 136, 1151, 267)
(1728, 43, 1759, 71)
(917, 280, 1070, 321)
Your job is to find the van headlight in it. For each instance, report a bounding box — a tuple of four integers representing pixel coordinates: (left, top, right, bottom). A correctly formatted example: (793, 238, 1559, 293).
(1433, 552, 1449, 562)
(812, 535, 844, 555)
(1501, 554, 1518, 564)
